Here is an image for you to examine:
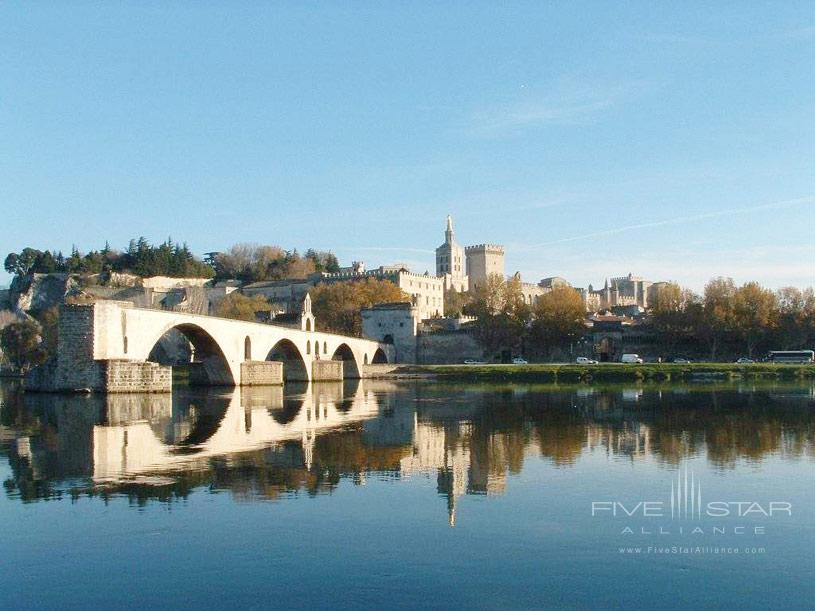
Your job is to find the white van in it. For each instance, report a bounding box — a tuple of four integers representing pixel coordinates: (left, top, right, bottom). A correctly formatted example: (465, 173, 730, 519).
(621, 354, 643, 364)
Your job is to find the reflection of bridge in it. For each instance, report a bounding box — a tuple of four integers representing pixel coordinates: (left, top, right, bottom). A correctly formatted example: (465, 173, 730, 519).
(92, 384, 382, 481)
(28, 301, 393, 392)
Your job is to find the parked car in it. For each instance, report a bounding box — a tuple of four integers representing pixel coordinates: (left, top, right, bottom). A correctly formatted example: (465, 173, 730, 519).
(512, 357, 528, 365)
(621, 354, 644, 364)
(464, 359, 485, 365)
(575, 357, 598, 365)
(671, 357, 692, 364)
(735, 357, 755, 364)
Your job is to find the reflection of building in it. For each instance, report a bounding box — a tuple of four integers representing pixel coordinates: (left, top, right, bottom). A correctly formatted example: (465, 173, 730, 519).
(585, 422, 652, 458)
(399, 417, 509, 526)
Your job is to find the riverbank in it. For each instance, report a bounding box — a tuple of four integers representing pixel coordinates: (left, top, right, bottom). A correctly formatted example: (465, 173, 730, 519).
(369, 362, 815, 383)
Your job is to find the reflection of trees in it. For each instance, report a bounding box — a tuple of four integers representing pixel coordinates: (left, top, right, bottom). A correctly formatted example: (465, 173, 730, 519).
(2, 381, 815, 507)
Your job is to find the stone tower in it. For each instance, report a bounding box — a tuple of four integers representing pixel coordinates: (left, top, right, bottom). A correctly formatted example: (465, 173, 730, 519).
(465, 243, 505, 289)
(435, 215, 468, 292)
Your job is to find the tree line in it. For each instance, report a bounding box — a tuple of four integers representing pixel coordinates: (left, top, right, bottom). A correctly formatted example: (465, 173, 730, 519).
(447, 274, 815, 361)
(456, 274, 587, 361)
(4, 240, 341, 283)
(4, 238, 213, 279)
(209, 244, 340, 283)
(650, 278, 815, 359)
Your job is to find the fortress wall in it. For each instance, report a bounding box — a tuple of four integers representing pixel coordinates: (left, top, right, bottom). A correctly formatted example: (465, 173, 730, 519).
(417, 330, 483, 364)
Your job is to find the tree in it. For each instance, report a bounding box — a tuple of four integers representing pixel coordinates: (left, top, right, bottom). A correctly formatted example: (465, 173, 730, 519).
(444, 288, 470, 317)
(465, 274, 531, 359)
(310, 279, 408, 336)
(528, 286, 587, 359)
(215, 293, 277, 322)
(733, 282, 778, 357)
(775, 287, 815, 350)
(699, 277, 737, 359)
(649, 283, 699, 354)
(0, 320, 47, 372)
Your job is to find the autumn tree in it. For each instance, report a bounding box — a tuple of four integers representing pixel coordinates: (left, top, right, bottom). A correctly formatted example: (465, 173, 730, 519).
(528, 286, 587, 359)
(215, 292, 278, 322)
(465, 274, 531, 359)
(649, 283, 699, 353)
(733, 282, 778, 357)
(775, 287, 815, 350)
(310, 278, 408, 336)
(698, 277, 737, 359)
(212, 244, 339, 283)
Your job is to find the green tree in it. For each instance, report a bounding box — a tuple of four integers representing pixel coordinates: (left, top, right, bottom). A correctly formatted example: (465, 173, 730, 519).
(443, 288, 471, 317)
(0, 320, 47, 372)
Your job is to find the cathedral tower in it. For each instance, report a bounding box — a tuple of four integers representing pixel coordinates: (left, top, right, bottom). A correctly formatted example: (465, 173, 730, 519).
(435, 215, 468, 292)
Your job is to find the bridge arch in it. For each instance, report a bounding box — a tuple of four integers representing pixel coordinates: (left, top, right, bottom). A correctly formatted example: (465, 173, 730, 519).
(372, 347, 388, 364)
(331, 343, 361, 379)
(147, 323, 235, 386)
(267, 339, 309, 382)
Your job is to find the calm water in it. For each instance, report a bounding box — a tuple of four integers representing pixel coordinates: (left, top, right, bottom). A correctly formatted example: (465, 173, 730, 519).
(2, 379, 815, 610)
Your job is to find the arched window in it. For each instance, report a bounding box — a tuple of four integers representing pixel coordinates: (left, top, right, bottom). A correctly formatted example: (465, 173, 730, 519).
(244, 336, 252, 361)
(364, 353, 369, 365)
(306, 340, 311, 355)
(123, 336, 128, 354)
(323, 341, 327, 354)
(305, 319, 312, 331)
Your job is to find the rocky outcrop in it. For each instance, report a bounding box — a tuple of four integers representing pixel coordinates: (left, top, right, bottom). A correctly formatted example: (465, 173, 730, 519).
(9, 274, 77, 314)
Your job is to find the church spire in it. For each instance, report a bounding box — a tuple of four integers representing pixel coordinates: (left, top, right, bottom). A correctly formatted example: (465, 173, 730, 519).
(445, 214, 454, 243)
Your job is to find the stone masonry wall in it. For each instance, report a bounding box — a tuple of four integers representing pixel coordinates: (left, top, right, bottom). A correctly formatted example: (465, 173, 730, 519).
(312, 360, 343, 381)
(101, 360, 172, 393)
(240, 361, 284, 385)
(417, 330, 483, 364)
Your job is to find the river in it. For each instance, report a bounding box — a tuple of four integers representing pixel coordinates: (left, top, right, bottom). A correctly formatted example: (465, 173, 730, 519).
(1, 379, 814, 609)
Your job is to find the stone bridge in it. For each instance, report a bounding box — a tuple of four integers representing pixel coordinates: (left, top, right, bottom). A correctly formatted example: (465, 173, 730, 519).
(92, 383, 393, 481)
(27, 301, 394, 392)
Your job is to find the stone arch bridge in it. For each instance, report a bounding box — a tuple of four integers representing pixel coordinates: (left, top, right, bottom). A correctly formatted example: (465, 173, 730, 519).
(27, 301, 393, 392)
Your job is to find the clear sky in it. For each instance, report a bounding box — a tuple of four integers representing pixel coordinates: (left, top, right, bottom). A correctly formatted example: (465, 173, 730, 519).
(1, 2, 814, 291)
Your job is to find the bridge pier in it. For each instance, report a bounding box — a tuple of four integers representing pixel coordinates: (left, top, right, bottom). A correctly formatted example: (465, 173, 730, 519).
(240, 361, 284, 385)
(312, 360, 343, 382)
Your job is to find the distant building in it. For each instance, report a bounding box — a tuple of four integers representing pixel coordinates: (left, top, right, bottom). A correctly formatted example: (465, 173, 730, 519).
(361, 301, 419, 363)
(581, 274, 658, 311)
(244, 265, 444, 321)
(465, 243, 505, 289)
(435, 215, 468, 292)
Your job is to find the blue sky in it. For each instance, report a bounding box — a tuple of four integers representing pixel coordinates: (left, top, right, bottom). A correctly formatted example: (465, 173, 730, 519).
(1, 2, 814, 290)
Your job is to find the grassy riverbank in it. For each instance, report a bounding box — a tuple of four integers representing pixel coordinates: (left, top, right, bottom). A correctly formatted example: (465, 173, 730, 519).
(385, 363, 815, 383)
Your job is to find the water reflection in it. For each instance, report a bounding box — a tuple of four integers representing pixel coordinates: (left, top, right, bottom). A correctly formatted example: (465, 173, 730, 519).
(2, 381, 815, 524)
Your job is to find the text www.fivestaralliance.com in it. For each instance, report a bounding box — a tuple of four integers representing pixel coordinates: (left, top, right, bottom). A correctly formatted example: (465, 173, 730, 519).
(619, 546, 766, 555)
